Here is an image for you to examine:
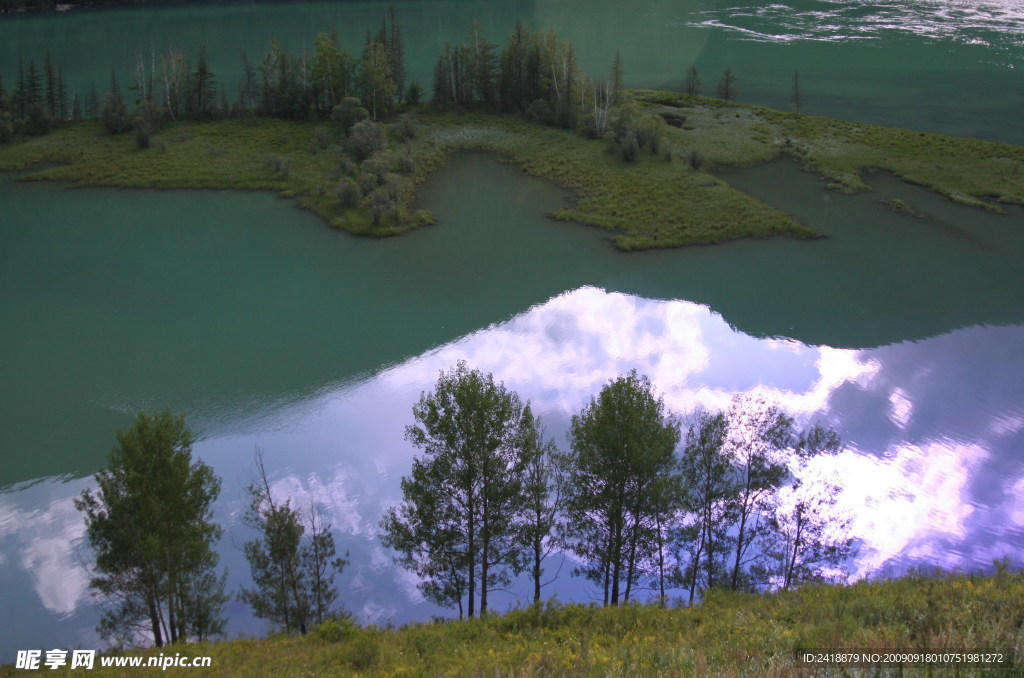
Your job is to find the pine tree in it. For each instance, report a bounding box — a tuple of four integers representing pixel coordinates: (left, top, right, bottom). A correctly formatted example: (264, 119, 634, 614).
(684, 65, 700, 96)
(85, 82, 99, 119)
(56, 64, 67, 121)
(25, 59, 43, 111)
(610, 50, 624, 105)
(791, 69, 802, 114)
(191, 45, 217, 119)
(717, 67, 739, 102)
(43, 49, 57, 118)
(385, 7, 405, 102)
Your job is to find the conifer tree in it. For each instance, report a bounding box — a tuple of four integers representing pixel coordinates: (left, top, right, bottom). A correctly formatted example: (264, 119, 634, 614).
(385, 7, 405, 102)
(683, 64, 700, 96)
(791, 69, 802, 114)
(717, 66, 739, 102)
(610, 50, 624, 104)
(43, 49, 57, 118)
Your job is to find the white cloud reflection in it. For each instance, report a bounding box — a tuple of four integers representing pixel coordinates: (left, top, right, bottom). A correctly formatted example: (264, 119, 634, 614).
(2, 286, 1021, 641)
(0, 479, 91, 618)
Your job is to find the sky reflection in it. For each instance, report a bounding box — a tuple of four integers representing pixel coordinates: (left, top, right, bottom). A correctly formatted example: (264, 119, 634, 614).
(2, 287, 1022, 656)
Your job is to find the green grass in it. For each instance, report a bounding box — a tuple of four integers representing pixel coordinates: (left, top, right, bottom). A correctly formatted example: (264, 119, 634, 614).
(3, 92, 1023, 251)
(634, 90, 1024, 212)
(5, 567, 1022, 677)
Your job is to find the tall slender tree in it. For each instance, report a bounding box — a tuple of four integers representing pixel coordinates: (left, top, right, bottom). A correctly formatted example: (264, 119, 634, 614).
(683, 64, 700, 96)
(74, 411, 225, 648)
(517, 409, 563, 603)
(675, 409, 734, 604)
(191, 45, 218, 119)
(724, 395, 793, 591)
(790, 69, 802, 114)
(609, 50, 624, 104)
(717, 66, 739, 102)
(358, 33, 394, 119)
(560, 371, 682, 606)
(239, 450, 348, 634)
(381, 362, 541, 618)
(385, 7, 405, 102)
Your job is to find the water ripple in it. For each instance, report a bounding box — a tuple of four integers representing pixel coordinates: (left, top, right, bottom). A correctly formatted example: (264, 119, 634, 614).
(689, 0, 1024, 54)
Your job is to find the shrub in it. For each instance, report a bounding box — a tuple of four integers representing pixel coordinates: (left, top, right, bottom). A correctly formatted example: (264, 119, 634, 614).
(393, 114, 418, 141)
(621, 129, 640, 162)
(334, 177, 362, 207)
(348, 120, 385, 161)
(312, 126, 329, 151)
(265, 153, 291, 177)
(362, 151, 394, 179)
(24, 102, 54, 136)
(0, 112, 14, 143)
(100, 91, 130, 134)
(331, 97, 369, 135)
(405, 81, 424, 105)
(133, 117, 151, 149)
(359, 171, 380, 195)
(687, 148, 705, 170)
(343, 631, 380, 670)
(316, 616, 358, 643)
(396, 145, 416, 173)
(364, 186, 400, 225)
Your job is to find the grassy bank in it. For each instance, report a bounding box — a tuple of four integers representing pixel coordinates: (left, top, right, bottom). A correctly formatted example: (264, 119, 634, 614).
(634, 90, 1024, 212)
(2, 93, 1023, 250)
(4, 568, 1022, 677)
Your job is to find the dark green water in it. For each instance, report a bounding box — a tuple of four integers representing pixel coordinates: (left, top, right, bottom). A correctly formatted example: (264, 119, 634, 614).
(1, 0, 1023, 659)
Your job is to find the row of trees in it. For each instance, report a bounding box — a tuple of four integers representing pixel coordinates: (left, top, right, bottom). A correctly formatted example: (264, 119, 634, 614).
(76, 411, 349, 648)
(77, 366, 853, 647)
(2, 14, 810, 146)
(381, 363, 855, 619)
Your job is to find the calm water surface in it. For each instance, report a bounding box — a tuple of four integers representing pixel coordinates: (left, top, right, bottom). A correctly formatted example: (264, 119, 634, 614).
(1, 0, 1024, 659)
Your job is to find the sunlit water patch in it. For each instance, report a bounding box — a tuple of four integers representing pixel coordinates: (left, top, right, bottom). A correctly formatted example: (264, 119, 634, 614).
(3, 287, 1022, 657)
(691, 0, 1024, 55)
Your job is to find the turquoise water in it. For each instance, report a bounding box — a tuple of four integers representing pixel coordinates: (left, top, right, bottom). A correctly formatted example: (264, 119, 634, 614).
(2, 0, 1023, 142)
(1, 0, 1023, 658)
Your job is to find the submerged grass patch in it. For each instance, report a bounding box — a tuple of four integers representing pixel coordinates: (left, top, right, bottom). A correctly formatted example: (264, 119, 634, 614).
(7, 568, 1021, 677)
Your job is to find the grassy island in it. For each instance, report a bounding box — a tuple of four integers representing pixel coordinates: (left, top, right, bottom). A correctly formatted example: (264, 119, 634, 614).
(4, 567, 1021, 677)
(2, 91, 1023, 251)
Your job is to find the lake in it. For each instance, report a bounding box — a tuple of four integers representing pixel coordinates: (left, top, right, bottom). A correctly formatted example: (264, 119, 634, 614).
(1, 0, 1023, 658)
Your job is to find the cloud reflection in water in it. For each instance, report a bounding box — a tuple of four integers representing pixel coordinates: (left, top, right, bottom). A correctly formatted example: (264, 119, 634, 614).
(3, 286, 1022, 647)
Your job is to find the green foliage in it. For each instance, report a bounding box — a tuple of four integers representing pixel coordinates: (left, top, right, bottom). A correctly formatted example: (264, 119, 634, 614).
(99, 90, 130, 134)
(331, 97, 369, 135)
(380, 361, 548, 618)
(717, 67, 739, 102)
(347, 119, 385, 160)
(560, 370, 682, 606)
(73, 410, 225, 648)
(683, 65, 701, 97)
(52, 567, 1024, 677)
(239, 451, 349, 635)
